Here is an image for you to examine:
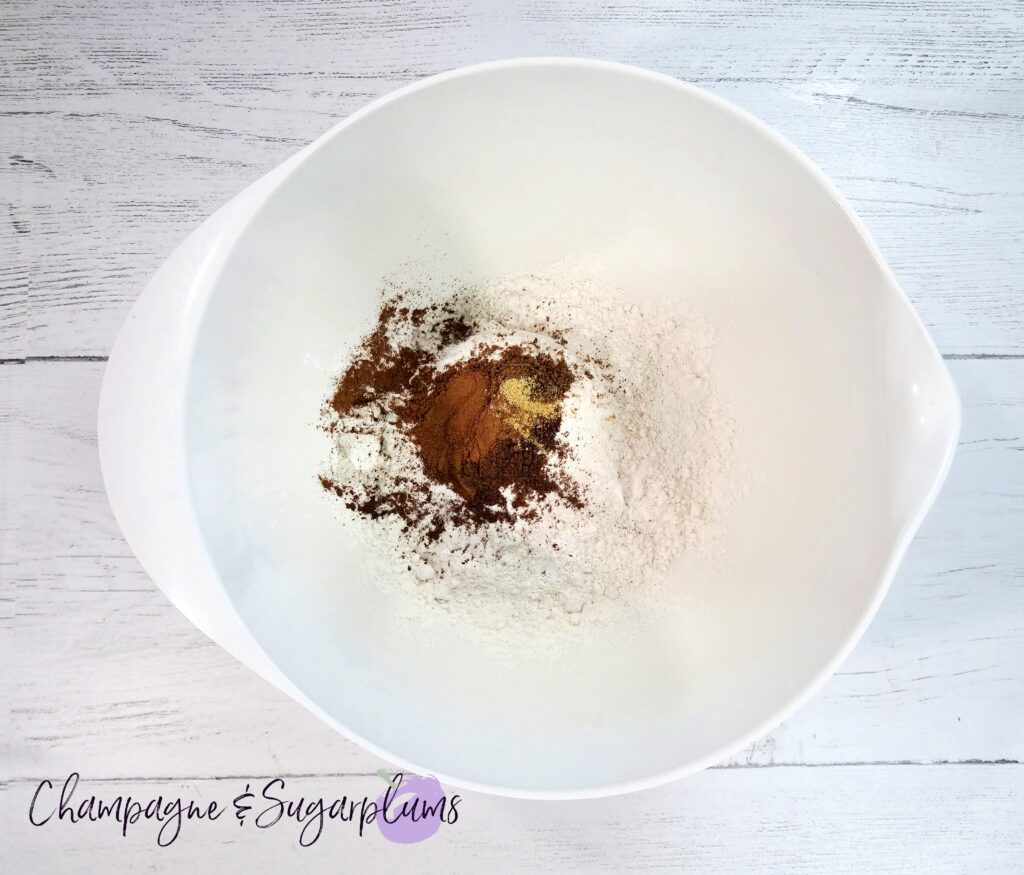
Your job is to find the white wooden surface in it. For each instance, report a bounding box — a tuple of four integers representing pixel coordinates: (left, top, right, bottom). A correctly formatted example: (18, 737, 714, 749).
(3, 0, 1023, 871)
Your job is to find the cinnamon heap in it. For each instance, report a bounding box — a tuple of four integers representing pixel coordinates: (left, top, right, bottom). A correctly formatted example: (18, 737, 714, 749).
(329, 303, 471, 418)
(322, 295, 580, 533)
(401, 345, 574, 518)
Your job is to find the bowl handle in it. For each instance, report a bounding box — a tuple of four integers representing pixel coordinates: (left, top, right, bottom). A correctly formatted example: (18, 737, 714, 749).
(97, 164, 304, 692)
(878, 282, 962, 528)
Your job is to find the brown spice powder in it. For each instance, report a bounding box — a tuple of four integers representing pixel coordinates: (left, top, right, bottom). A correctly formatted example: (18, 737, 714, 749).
(399, 345, 575, 521)
(321, 295, 580, 532)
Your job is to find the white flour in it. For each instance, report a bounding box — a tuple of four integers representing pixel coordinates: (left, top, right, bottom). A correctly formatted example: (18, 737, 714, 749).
(328, 266, 735, 634)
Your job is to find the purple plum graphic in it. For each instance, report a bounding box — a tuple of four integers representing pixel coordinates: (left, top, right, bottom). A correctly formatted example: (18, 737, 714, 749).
(375, 772, 446, 844)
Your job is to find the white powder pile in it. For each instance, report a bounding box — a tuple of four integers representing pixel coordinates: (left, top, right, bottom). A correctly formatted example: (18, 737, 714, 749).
(326, 266, 735, 634)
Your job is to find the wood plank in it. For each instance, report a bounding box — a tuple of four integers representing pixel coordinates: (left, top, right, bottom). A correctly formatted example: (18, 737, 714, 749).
(4, 358, 1022, 780)
(1, 765, 1021, 872)
(2, 0, 1022, 357)
(5, 1, 1022, 866)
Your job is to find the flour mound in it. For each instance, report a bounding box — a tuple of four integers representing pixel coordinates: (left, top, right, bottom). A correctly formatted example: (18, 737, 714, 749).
(326, 266, 736, 634)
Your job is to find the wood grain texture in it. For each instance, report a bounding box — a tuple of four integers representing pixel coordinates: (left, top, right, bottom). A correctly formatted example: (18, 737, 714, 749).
(2, 766, 1021, 872)
(5, 358, 1022, 781)
(3, 1, 1023, 869)
(2, 0, 1022, 357)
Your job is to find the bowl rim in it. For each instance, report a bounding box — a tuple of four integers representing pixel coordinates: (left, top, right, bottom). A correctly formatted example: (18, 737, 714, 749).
(176, 57, 962, 799)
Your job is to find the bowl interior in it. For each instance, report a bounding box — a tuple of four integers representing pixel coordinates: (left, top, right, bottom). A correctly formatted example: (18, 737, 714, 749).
(185, 61, 958, 794)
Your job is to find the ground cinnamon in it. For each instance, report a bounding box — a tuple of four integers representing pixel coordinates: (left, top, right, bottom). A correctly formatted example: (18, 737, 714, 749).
(321, 294, 580, 532)
(399, 345, 574, 518)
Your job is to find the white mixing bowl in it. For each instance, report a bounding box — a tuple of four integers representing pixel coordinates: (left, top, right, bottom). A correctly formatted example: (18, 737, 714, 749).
(99, 59, 960, 798)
